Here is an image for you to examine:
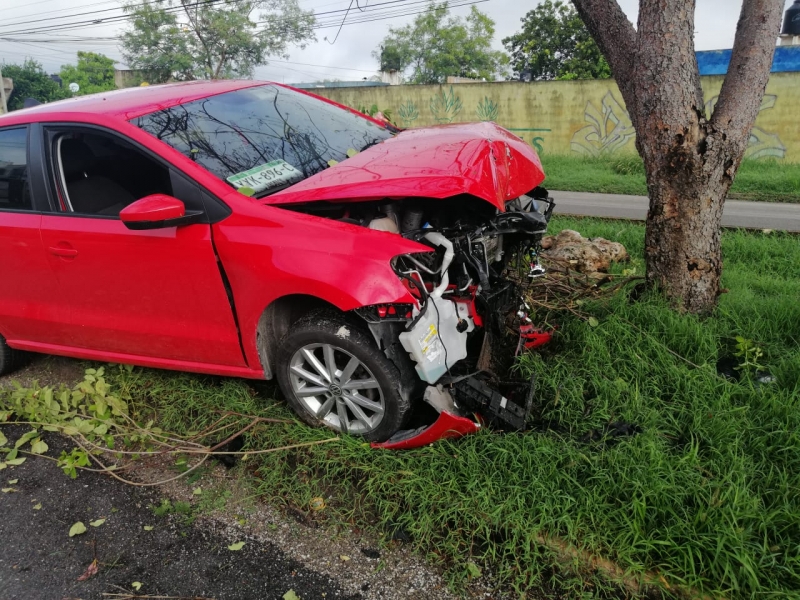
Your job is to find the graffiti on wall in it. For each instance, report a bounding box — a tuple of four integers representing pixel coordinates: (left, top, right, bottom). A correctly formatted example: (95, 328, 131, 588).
(705, 94, 786, 160)
(508, 128, 551, 153)
(397, 100, 419, 127)
(570, 92, 636, 156)
(476, 96, 499, 122)
(430, 86, 463, 123)
(570, 90, 787, 159)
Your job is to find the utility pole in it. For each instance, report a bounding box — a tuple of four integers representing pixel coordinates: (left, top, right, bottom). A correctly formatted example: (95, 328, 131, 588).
(0, 66, 8, 114)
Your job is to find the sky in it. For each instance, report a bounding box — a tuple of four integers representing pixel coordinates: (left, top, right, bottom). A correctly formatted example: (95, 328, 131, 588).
(0, 0, 795, 84)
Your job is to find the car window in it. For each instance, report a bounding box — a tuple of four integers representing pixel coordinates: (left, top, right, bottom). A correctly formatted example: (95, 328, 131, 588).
(51, 129, 174, 217)
(0, 127, 32, 211)
(134, 84, 393, 198)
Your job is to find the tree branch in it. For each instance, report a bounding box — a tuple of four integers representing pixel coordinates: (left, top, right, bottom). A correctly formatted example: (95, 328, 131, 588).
(711, 0, 784, 146)
(571, 0, 637, 83)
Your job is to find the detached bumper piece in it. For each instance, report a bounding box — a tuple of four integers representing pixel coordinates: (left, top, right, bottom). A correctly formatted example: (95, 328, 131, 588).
(370, 411, 480, 450)
(371, 374, 535, 450)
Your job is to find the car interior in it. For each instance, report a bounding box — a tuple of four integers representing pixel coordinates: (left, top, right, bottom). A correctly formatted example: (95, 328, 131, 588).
(55, 131, 174, 217)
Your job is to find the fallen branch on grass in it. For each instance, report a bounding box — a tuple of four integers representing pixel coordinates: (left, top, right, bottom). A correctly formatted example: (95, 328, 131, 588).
(0, 367, 340, 486)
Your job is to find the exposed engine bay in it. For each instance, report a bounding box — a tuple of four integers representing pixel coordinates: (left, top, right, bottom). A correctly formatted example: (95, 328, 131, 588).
(284, 187, 556, 448)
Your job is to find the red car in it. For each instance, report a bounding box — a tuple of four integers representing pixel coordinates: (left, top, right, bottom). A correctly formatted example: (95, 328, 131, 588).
(0, 81, 552, 443)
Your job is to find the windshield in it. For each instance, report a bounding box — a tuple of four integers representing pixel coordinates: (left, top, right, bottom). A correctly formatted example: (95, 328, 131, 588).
(134, 84, 393, 197)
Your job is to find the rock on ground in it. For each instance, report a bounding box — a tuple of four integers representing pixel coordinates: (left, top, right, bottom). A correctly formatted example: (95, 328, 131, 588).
(541, 230, 628, 273)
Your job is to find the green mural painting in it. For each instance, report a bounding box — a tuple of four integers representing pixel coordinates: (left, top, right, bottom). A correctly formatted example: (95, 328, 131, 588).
(397, 100, 419, 127)
(430, 86, 463, 123)
(476, 96, 499, 122)
(509, 128, 551, 154)
(570, 91, 635, 156)
(571, 90, 787, 159)
(705, 94, 786, 160)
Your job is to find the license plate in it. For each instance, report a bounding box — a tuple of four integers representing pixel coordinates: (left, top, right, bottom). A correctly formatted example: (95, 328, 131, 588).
(227, 159, 303, 194)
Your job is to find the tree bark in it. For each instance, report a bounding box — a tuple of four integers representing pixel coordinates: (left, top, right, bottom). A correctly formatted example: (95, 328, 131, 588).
(572, 0, 784, 313)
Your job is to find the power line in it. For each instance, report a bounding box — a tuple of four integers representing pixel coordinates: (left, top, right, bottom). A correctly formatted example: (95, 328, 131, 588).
(0, 0, 491, 75)
(0, 0, 472, 36)
(0, 0, 345, 27)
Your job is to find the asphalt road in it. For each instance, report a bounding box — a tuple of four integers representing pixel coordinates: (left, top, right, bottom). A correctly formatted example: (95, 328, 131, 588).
(550, 191, 800, 232)
(0, 425, 356, 600)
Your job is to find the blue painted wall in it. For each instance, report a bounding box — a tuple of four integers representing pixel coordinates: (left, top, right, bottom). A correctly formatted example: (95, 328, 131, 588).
(698, 46, 800, 75)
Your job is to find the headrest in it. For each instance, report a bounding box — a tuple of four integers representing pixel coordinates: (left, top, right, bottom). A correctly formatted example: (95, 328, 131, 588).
(60, 138, 96, 176)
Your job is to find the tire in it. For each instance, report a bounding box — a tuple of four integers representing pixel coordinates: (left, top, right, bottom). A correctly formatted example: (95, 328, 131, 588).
(0, 334, 18, 376)
(275, 310, 411, 442)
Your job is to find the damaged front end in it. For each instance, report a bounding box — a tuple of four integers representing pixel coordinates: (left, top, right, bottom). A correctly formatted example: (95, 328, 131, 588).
(378, 190, 555, 448)
(288, 188, 556, 448)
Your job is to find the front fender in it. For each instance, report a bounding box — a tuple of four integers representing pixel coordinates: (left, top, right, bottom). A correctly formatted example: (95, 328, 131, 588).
(212, 197, 429, 371)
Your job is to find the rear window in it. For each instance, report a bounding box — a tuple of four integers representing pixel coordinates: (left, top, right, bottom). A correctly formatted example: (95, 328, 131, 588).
(134, 85, 393, 197)
(0, 127, 31, 211)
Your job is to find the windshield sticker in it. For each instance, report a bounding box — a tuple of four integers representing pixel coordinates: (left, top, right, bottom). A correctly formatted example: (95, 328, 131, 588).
(227, 159, 303, 194)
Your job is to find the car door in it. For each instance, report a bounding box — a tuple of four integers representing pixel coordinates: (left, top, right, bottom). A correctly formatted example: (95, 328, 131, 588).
(37, 124, 245, 367)
(0, 125, 68, 347)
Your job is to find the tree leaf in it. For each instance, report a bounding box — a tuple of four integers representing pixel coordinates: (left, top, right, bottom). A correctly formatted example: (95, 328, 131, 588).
(69, 521, 87, 537)
(1, 487, 15, 493)
(131, 582, 142, 591)
(7, 479, 18, 484)
(193, 487, 202, 495)
(144, 525, 154, 531)
(588, 317, 600, 327)
(466, 561, 482, 578)
(227, 541, 245, 551)
(31, 439, 49, 455)
(283, 590, 300, 600)
(77, 559, 99, 581)
(90, 518, 106, 527)
(14, 430, 38, 449)
(33, 503, 42, 510)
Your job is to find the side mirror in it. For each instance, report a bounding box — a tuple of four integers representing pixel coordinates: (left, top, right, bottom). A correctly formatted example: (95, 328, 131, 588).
(120, 194, 204, 230)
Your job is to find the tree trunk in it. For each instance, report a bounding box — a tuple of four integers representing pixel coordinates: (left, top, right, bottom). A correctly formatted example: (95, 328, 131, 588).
(572, 0, 784, 313)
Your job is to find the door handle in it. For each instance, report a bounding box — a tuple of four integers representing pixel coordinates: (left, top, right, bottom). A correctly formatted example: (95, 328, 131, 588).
(49, 245, 78, 258)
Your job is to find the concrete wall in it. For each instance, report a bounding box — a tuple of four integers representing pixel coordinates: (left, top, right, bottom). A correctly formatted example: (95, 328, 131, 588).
(311, 73, 800, 162)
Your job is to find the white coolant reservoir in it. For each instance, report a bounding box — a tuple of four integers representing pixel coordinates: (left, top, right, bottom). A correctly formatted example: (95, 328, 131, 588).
(399, 296, 468, 384)
(368, 215, 400, 233)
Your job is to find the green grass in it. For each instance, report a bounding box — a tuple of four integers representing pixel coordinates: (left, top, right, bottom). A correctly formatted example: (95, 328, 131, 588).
(540, 154, 800, 203)
(112, 217, 800, 598)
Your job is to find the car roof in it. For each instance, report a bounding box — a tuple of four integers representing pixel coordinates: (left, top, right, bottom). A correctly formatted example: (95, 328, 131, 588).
(0, 79, 268, 123)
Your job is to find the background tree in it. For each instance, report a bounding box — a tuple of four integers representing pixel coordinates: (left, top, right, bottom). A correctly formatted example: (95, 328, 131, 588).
(1, 59, 70, 111)
(503, 0, 609, 80)
(572, 0, 784, 313)
(59, 52, 117, 96)
(120, 0, 316, 82)
(375, 2, 508, 84)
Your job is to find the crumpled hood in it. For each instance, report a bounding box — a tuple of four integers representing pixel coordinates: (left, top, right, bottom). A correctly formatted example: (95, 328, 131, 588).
(263, 121, 545, 211)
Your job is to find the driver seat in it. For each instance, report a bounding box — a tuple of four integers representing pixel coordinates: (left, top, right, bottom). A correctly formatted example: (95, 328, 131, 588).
(60, 138, 135, 216)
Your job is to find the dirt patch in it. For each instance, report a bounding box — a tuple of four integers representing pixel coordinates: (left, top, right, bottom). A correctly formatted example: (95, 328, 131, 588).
(131, 455, 466, 600)
(0, 353, 86, 389)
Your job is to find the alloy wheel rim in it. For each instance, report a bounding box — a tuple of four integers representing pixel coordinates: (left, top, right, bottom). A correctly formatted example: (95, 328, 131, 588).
(288, 343, 385, 434)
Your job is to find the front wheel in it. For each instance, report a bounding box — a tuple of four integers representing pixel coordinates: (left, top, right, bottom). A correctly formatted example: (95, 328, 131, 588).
(275, 311, 410, 442)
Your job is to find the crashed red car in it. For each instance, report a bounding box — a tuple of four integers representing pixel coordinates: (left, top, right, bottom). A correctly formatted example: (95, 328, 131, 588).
(0, 80, 553, 444)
